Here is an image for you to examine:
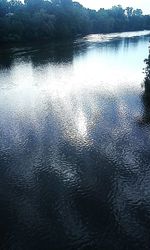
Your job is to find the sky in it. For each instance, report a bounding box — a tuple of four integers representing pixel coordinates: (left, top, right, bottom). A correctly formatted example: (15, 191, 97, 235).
(78, 0, 150, 14)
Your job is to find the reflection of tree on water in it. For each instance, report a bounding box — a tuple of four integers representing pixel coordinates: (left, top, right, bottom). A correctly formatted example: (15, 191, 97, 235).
(0, 32, 149, 71)
(123, 36, 142, 50)
(30, 40, 75, 66)
(0, 40, 87, 69)
(0, 49, 13, 69)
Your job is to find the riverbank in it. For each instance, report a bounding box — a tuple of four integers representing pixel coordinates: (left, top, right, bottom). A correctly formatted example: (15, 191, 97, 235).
(0, 1, 150, 45)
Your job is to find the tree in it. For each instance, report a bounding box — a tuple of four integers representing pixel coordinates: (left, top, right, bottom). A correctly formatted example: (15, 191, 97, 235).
(8, 0, 23, 13)
(0, 0, 8, 17)
(133, 8, 143, 16)
(125, 7, 133, 18)
(144, 45, 150, 93)
(24, 0, 44, 12)
(108, 5, 126, 32)
(0, 0, 150, 43)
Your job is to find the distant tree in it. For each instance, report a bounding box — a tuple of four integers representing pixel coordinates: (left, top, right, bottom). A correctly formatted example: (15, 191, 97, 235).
(110, 5, 126, 31)
(8, 0, 23, 13)
(0, 0, 8, 16)
(125, 7, 133, 18)
(95, 8, 114, 33)
(24, 0, 44, 12)
(61, 0, 72, 7)
(133, 8, 143, 16)
(125, 7, 144, 31)
(111, 5, 125, 18)
(0, 0, 150, 43)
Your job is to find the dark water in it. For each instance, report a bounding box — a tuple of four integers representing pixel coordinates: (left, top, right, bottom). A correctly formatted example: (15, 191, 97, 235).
(0, 31, 150, 250)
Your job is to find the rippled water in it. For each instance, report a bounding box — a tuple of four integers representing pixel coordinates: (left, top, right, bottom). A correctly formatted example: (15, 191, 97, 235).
(1, 30, 150, 250)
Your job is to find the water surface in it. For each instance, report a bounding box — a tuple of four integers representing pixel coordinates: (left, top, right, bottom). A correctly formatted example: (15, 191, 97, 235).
(0, 30, 150, 250)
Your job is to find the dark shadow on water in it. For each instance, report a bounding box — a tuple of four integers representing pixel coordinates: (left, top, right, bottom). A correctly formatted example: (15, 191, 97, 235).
(123, 36, 142, 50)
(0, 32, 149, 70)
(138, 90, 150, 125)
(0, 40, 76, 69)
(0, 40, 88, 69)
(0, 51, 14, 69)
(30, 41, 75, 66)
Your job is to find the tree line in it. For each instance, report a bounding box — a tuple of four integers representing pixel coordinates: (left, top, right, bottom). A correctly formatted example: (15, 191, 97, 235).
(0, 0, 150, 43)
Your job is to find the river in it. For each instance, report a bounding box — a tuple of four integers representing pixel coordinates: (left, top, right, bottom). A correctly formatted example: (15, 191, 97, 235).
(0, 30, 150, 250)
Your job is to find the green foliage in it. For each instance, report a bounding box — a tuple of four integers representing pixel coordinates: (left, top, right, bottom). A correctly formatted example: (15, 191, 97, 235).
(0, 0, 8, 17)
(144, 46, 150, 92)
(0, 0, 150, 43)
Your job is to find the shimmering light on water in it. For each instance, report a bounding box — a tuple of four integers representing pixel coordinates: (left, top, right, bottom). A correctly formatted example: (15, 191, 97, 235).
(0, 30, 150, 250)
